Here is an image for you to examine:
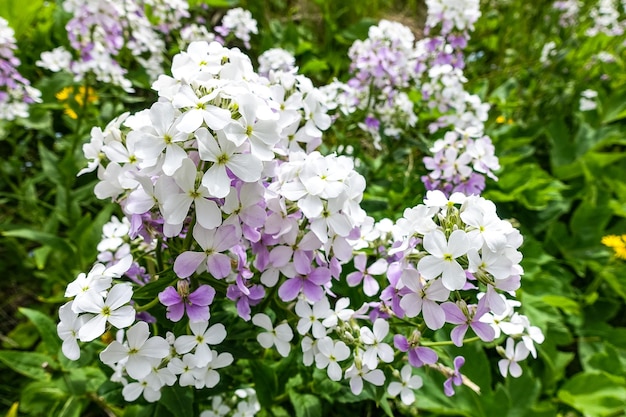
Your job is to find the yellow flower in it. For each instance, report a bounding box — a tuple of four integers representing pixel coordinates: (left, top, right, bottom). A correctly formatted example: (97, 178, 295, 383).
(74, 85, 98, 106)
(55, 86, 73, 101)
(56, 86, 98, 119)
(602, 234, 626, 260)
(64, 108, 78, 120)
(496, 115, 506, 124)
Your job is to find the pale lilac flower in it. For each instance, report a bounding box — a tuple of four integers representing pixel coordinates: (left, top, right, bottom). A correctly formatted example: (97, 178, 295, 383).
(393, 333, 438, 368)
(443, 356, 465, 396)
(173, 224, 239, 279)
(442, 297, 495, 346)
(399, 269, 449, 330)
(347, 254, 387, 296)
(277, 266, 331, 302)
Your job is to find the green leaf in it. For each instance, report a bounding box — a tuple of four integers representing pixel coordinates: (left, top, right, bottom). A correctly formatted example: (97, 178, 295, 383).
(19, 379, 67, 415)
(288, 392, 322, 417)
(0, 350, 55, 380)
(300, 59, 329, 75)
(57, 396, 88, 417)
(540, 295, 580, 315)
(251, 360, 278, 409)
(160, 385, 194, 417)
(2, 228, 75, 255)
(123, 405, 156, 417)
(558, 371, 626, 417)
(0, 0, 46, 37)
(19, 307, 62, 354)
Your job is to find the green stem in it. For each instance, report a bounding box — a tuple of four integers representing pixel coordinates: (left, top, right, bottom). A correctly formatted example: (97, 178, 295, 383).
(421, 336, 480, 347)
(135, 296, 161, 312)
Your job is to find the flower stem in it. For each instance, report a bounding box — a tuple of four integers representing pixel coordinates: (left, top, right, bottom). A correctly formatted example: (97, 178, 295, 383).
(421, 336, 480, 347)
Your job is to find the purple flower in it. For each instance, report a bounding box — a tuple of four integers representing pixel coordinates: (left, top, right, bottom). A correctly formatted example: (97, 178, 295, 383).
(278, 267, 331, 302)
(226, 283, 265, 321)
(444, 356, 465, 396)
(394, 334, 438, 368)
(442, 297, 495, 347)
(158, 282, 216, 322)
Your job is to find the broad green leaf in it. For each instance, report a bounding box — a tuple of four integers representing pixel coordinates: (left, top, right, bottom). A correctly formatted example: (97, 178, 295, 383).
(288, 392, 322, 417)
(558, 371, 626, 417)
(0, 350, 55, 380)
(19, 307, 62, 354)
(160, 384, 194, 417)
(2, 229, 75, 255)
(251, 360, 278, 409)
(540, 295, 580, 316)
(19, 379, 67, 415)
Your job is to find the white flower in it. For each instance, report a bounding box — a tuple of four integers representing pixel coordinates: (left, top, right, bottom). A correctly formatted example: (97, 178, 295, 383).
(418, 229, 470, 290)
(161, 158, 222, 231)
(295, 297, 331, 338)
(498, 337, 529, 378)
(192, 350, 234, 389)
(168, 353, 199, 387)
(36, 47, 72, 72)
(77, 284, 136, 342)
(57, 302, 87, 360)
(197, 127, 263, 198)
(344, 363, 385, 395)
(387, 365, 423, 405)
(252, 313, 293, 357)
(314, 337, 350, 381)
(359, 319, 394, 369)
(174, 320, 227, 366)
(100, 321, 170, 380)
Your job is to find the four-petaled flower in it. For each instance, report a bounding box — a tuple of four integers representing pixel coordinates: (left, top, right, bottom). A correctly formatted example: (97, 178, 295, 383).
(158, 283, 216, 323)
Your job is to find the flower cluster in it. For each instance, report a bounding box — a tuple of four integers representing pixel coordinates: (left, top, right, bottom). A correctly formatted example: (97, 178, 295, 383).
(552, 0, 582, 28)
(579, 89, 598, 112)
(214, 8, 258, 49)
(58, 36, 540, 409)
(586, 0, 625, 37)
(321, 14, 497, 195)
(0, 17, 41, 121)
(421, 128, 500, 196)
(258, 48, 297, 78)
(321, 20, 419, 150)
(37, 0, 189, 91)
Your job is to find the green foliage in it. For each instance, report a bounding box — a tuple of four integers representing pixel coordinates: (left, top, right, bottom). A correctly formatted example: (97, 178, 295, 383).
(1, 0, 626, 416)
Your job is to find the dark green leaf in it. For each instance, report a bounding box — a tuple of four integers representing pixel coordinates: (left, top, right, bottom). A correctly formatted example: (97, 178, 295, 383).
(19, 307, 62, 354)
(160, 384, 194, 417)
(0, 351, 55, 380)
